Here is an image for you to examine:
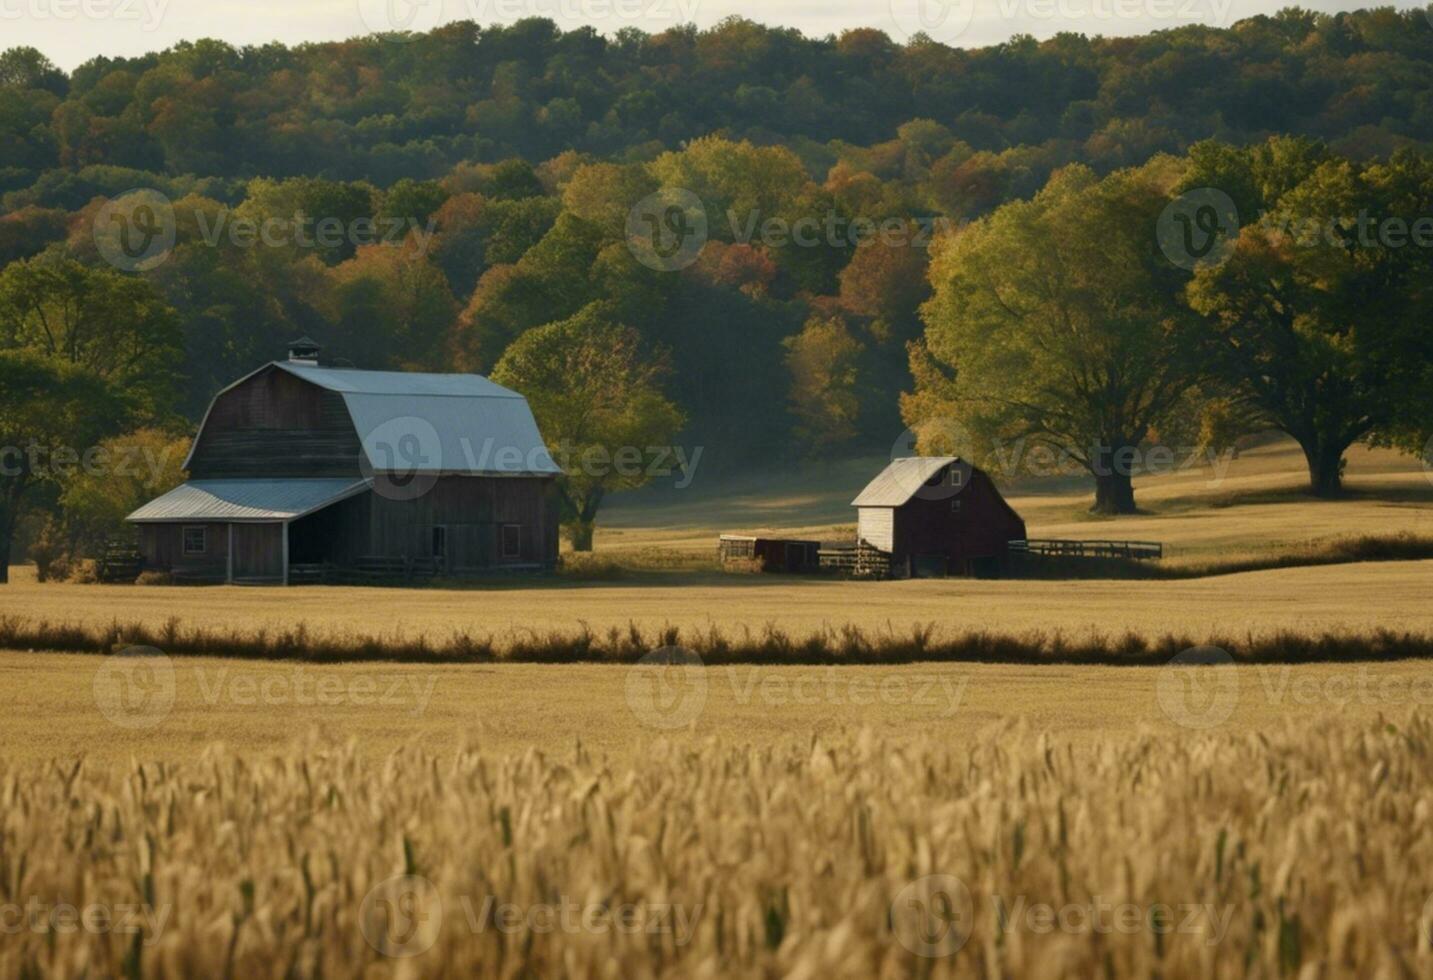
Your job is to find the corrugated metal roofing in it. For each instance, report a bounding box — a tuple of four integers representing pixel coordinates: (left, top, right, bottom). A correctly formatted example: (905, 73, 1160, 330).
(851, 457, 958, 507)
(127, 478, 370, 523)
(344, 393, 559, 475)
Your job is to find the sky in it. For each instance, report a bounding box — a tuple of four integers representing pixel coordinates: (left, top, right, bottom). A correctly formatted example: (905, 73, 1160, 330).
(3, 0, 1426, 71)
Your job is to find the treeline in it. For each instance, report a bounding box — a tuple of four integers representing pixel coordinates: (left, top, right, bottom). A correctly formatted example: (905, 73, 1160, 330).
(6, 8, 1433, 191)
(1, 11, 1432, 573)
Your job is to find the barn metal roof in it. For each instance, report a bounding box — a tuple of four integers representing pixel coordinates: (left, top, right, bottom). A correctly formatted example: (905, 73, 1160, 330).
(851, 457, 959, 507)
(275, 362, 522, 399)
(127, 478, 370, 523)
(182, 362, 562, 477)
(342, 393, 559, 475)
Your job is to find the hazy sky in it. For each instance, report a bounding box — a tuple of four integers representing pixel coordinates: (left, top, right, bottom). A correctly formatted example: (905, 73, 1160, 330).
(4, 0, 1424, 71)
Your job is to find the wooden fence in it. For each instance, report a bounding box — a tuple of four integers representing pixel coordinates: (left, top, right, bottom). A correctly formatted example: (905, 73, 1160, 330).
(1009, 539, 1164, 560)
(817, 540, 892, 578)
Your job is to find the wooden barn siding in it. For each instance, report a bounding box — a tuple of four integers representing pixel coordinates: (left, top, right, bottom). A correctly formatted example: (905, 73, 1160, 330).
(857, 508, 895, 552)
(231, 523, 283, 580)
(188, 367, 362, 479)
(138, 522, 229, 573)
(365, 477, 558, 569)
(890, 470, 1027, 570)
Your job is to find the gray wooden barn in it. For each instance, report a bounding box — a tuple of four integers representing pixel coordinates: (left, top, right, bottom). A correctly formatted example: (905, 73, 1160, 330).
(127, 341, 561, 583)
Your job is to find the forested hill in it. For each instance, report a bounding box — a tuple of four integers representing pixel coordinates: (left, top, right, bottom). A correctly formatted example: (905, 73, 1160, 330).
(5, 8, 1433, 190)
(1, 8, 1432, 471)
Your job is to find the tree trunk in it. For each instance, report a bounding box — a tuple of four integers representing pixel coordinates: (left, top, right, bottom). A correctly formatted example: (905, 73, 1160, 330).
(0, 506, 13, 584)
(1090, 443, 1138, 515)
(1301, 439, 1347, 498)
(1092, 470, 1137, 515)
(562, 489, 604, 553)
(566, 518, 596, 552)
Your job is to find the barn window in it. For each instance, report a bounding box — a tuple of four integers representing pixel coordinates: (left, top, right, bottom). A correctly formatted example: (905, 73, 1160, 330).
(182, 526, 207, 555)
(950, 500, 963, 514)
(950, 469, 964, 487)
(431, 525, 447, 559)
(501, 524, 522, 559)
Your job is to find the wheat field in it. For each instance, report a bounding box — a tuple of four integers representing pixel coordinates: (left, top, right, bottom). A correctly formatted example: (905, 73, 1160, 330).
(5, 717, 1433, 978)
(3, 438, 1432, 978)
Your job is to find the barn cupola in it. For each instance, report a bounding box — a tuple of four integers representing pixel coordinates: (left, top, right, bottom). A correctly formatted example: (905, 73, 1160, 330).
(287, 337, 321, 364)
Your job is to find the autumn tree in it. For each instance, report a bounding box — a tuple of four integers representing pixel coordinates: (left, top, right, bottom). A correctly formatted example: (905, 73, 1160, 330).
(784, 315, 866, 449)
(491, 304, 683, 551)
(52, 426, 188, 567)
(326, 241, 457, 370)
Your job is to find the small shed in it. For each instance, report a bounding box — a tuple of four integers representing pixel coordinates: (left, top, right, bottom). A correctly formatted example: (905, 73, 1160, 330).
(851, 457, 1026, 578)
(718, 535, 822, 573)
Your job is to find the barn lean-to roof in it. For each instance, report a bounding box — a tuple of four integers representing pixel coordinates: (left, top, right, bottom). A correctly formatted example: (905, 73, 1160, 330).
(181, 361, 561, 477)
(128, 478, 371, 523)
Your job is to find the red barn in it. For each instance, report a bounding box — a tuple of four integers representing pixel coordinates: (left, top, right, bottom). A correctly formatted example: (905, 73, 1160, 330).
(851, 457, 1026, 578)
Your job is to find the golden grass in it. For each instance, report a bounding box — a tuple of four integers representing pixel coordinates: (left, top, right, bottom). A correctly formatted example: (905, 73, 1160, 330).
(2, 436, 1429, 643)
(3, 559, 1431, 642)
(6, 714, 1433, 977)
(8, 650, 1433, 766)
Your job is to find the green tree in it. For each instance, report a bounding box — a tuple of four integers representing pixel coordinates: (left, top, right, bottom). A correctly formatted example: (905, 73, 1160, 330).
(491, 305, 683, 551)
(450, 212, 604, 370)
(0, 256, 181, 418)
(1185, 150, 1433, 496)
(910, 163, 1206, 514)
(0, 47, 67, 94)
(380, 178, 449, 228)
(0, 352, 123, 582)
